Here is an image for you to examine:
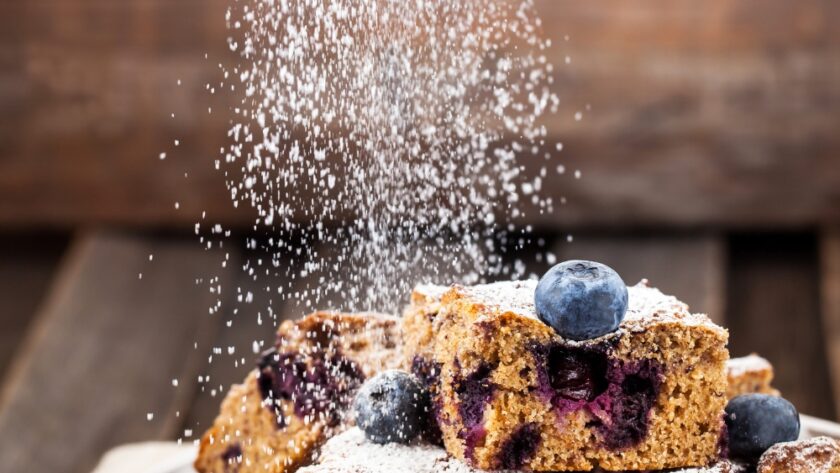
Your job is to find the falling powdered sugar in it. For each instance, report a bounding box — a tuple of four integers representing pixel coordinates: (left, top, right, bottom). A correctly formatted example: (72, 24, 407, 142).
(218, 0, 560, 313)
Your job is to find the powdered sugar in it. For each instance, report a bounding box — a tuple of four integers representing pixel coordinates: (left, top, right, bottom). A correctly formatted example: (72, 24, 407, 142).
(217, 0, 561, 314)
(757, 436, 840, 473)
(440, 279, 723, 337)
(297, 427, 503, 472)
(298, 427, 747, 473)
(726, 354, 773, 378)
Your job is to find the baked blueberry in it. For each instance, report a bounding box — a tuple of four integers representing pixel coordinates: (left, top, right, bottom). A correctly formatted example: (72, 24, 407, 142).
(353, 370, 429, 444)
(725, 394, 800, 460)
(535, 260, 628, 341)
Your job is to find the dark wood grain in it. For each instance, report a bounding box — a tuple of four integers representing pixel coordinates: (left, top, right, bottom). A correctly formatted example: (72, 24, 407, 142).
(726, 233, 834, 419)
(531, 0, 840, 228)
(0, 0, 234, 228)
(821, 229, 840, 418)
(0, 233, 68, 379)
(0, 0, 839, 228)
(0, 232, 230, 473)
(551, 233, 727, 323)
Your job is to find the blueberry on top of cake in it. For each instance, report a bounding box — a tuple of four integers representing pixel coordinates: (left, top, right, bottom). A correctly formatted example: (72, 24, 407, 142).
(403, 274, 729, 471)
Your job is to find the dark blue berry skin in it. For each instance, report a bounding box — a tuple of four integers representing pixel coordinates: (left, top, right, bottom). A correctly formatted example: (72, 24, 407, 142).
(353, 370, 429, 444)
(725, 394, 800, 460)
(535, 260, 628, 341)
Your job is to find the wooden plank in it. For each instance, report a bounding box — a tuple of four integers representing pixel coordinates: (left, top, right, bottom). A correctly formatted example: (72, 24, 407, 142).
(181, 249, 288, 436)
(0, 233, 68, 378)
(528, 0, 840, 228)
(0, 0, 839, 228)
(727, 233, 834, 419)
(0, 232, 230, 473)
(820, 229, 840, 418)
(551, 233, 726, 323)
(0, 0, 234, 228)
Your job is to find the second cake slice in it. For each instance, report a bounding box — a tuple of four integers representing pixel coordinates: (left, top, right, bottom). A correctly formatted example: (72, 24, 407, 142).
(403, 280, 729, 471)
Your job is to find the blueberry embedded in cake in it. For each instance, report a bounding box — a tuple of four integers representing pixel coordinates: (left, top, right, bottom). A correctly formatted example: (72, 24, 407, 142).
(403, 271, 730, 470)
(194, 311, 403, 473)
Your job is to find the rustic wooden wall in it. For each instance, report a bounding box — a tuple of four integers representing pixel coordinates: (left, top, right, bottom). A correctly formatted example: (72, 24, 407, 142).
(1, 0, 838, 229)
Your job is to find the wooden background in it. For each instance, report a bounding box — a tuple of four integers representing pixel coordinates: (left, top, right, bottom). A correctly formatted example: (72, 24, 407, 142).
(0, 1, 839, 472)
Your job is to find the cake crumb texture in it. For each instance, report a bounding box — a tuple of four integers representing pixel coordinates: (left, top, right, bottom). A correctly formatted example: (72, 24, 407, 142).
(757, 437, 840, 473)
(404, 280, 729, 471)
(195, 311, 403, 473)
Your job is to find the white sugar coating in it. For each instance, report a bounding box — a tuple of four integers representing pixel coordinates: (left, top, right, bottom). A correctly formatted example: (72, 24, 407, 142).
(425, 279, 723, 338)
(217, 0, 561, 314)
(669, 461, 748, 473)
(726, 353, 773, 377)
(758, 436, 840, 473)
(297, 427, 743, 473)
(297, 427, 516, 473)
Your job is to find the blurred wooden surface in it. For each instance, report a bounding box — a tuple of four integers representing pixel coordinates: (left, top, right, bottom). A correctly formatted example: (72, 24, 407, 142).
(1, 0, 839, 228)
(727, 233, 834, 419)
(0, 234, 67, 379)
(822, 230, 840, 418)
(0, 232, 228, 473)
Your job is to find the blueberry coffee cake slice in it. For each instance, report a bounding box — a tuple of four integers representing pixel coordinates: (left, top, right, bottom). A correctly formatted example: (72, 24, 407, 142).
(195, 311, 402, 473)
(403, 266, 729, 471)
(725, 354, 780, 399)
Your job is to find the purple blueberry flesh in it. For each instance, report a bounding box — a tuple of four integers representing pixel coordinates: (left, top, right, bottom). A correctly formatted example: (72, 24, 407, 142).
(411, 356, 444, 443)
(495, 423, 541, 469)
(535, 260, 628, 341)
(353, 370, 429, 444)
(257, 347, 365, 427)
(725, 394, 800, 461)
(222, 443, 242, 465)
(455, 362, 497, 461)
(531, 342, 662, 450)
(591, 360, 662, 450)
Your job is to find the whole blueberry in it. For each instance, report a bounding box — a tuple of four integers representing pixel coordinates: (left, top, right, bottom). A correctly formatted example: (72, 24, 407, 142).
(725, 394, 800, 461)
(353, 370, 429, 444)
(534, 260, 628, 341)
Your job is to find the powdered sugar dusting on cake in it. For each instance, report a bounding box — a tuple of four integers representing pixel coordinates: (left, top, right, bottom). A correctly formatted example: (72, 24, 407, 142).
(297, 428, 510, 473)
(757, 436, 840, 473)
(442, 279, 723, 336)
(668, 461, 748, 473)
(726, 354, 773, 378)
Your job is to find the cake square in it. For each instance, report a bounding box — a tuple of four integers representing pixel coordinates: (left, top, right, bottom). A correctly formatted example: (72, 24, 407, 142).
(403, 280, 729, 471)
(725, 354, 780, 399)
(195, 311, 403, 473)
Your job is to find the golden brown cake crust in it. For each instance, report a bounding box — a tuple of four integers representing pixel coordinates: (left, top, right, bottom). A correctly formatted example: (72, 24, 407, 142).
(195, 311, 403, 473)
(757, 437, 840, 473)
(404, 280, 729, 472)
(725, 354, 780, 399)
